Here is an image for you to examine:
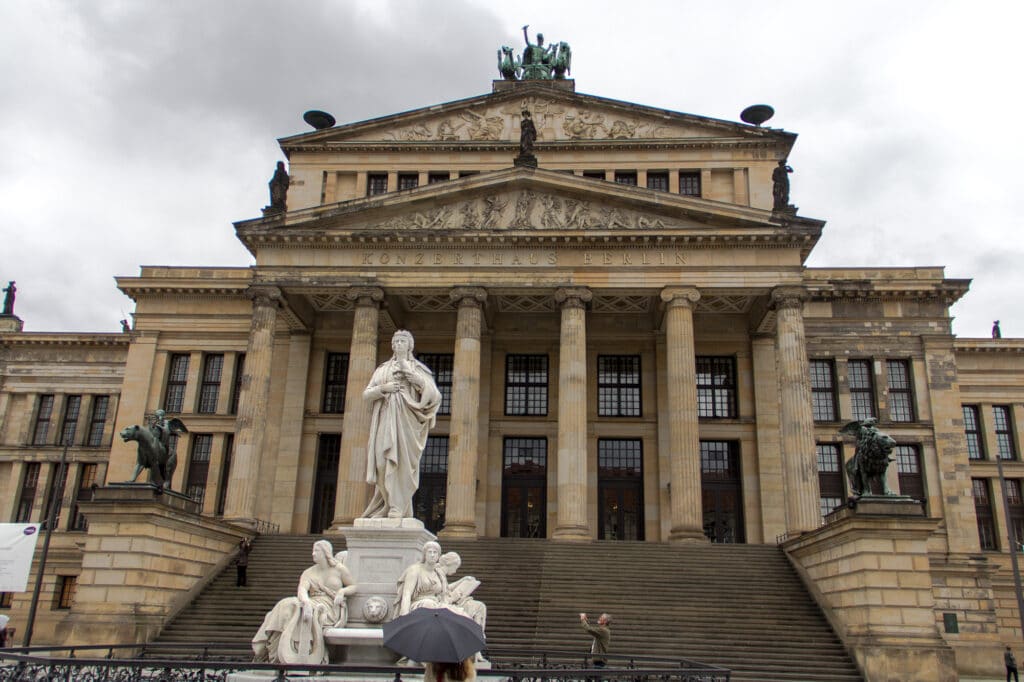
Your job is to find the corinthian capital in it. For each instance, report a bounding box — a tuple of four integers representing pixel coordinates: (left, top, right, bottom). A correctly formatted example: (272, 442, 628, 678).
(450, 287, 487, 308)
(345, 286, 385, 308)
(554, 287, 593, 310)
(660, 286, 701, 309)
(771, 286, 809, 311)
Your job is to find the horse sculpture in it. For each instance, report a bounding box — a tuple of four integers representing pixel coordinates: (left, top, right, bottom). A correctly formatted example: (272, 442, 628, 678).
(840, 418, 896, 497)
(497, 46, 520, 80)
(120, 414, 188, 490)
(551, 42, 571, 79)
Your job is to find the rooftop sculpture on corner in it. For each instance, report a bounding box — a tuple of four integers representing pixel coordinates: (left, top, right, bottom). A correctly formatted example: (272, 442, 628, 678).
(497, 26, 571, 81)
(2, 281, 15, 316)
(772, 159, 795, 213)
(840, 418, 897, 498)
(265, 161, 289, 214)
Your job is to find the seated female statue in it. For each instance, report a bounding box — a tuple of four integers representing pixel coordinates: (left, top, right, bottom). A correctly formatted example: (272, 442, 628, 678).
(252, 539, 357, 664)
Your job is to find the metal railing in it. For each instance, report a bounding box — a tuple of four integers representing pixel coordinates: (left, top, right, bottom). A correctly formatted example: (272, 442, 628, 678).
(0, 643, 730, 682)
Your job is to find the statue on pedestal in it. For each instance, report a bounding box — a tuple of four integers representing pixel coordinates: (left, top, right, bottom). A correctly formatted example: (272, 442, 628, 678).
(362, 330, 441, 519)
(2, 281, 15, 316)
(266, 161, 289, 214)
(840, 418, 897, 497)
(119, 409, 188, 490)
(253, 540, 357, 664)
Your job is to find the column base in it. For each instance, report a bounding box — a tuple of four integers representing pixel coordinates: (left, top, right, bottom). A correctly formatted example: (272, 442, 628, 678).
(438, 522, 479, 540)
(667, 527, 708, 543)
(552, 525, 591, 542)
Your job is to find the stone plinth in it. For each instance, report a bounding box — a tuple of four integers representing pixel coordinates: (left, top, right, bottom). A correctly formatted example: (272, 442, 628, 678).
(55, 484, 248, 645)
(0, 315, 23, 332)
(784, 498, 956, 681)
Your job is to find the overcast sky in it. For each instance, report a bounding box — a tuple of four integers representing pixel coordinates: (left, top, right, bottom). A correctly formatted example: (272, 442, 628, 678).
(1, 1, 1020, 338)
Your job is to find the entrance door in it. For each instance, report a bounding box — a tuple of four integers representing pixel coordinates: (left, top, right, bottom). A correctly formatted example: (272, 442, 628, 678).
(412, 436, 448, 533)
(310, 434, 340, 534)
(700, 440, 744, 543)
(598, 439, 644, 540)
(501, 437, 547, 538)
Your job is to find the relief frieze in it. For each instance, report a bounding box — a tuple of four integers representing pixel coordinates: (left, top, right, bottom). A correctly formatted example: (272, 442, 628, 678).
(356, 249, 688, 267)
(376, 191, 667, 231)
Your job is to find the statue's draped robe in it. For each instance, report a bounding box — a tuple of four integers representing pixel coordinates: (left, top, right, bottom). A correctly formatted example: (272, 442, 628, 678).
(252, 571, 346, 665)
(363, 357, 441, 518)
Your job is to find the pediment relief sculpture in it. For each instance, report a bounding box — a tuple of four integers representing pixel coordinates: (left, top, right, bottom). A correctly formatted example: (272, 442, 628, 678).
(351, 97, 709, 144)
(370, 191, 672, 231)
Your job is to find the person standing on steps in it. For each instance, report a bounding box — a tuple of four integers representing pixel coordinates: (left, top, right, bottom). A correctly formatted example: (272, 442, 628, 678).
(1007, 646, 1019, 682)
(579, 612, 611, 668)
(235, 538, 253, 587)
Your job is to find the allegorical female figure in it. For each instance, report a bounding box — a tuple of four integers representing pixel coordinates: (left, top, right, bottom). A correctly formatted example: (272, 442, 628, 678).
(396, 541, 449, 616)
(362, 330, 441, 519)
(252, 540, 356, 665)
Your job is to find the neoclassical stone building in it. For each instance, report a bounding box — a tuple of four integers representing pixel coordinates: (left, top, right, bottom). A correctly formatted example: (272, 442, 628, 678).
(2, 76, 1024, 677)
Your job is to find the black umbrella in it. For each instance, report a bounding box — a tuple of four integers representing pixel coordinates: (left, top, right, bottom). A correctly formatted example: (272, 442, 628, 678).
(383, 608, 486, 663)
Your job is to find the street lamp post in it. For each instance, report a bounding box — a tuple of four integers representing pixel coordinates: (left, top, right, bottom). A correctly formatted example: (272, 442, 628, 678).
(994, 452, 1024, 640)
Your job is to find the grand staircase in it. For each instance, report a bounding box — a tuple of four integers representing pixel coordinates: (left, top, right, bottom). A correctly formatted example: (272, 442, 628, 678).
(154, 535, 862, 681)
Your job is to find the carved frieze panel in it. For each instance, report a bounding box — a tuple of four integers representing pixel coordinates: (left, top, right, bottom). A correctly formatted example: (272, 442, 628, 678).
(591, 295, 652, 313)
(346, 96, 716, 143)
(493, 294, 557, 313)
(374, 191, 669, 231)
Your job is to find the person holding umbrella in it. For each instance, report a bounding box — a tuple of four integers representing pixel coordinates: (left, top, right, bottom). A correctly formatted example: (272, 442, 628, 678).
(424, 658, 476, 682)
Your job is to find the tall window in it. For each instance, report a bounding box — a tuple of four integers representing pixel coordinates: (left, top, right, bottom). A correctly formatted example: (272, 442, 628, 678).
(413, 436, 449, 534)
(427, 172, 449, 184)
(15, 462, 41, 522)
(847, 360, 876, 421)
(54, 576, 77, 610)
(87, 396, 110, 447)
(614, 171, 637, 185)
(42, 463, 68, 529)
(197, 354, 224, 414)
(322, 353, 350, 413)
(1006, 479, 1024, 552)
(597, 355, 641, 417)
(895, 445, 925, 503)
(887, 360, 915, 422)
(995, 406, 1017, 460)
(367, 173, 388, 195)
(398, 173, 419, 190)
(164, 354, 190, 412)
(597, 439, 644, 541)
(69, 463, 98, 531)
(185, 435, 212, 505)
(973, 478, 997, 550)
(0, 592, 12, 608)
(646, 172, 668, 191)
(417, 354, 453, 416)
(33, 395, 55, 445)
(963, 405, 984, 460)
(58, 395, 81, 445)
(229, 354, 245, 414)
(816, 444, 845, 519)
(501, 437, 547, 538)
(809, 360, 837, 422)
(505, 355, 548, 416)
(696, 356, 737, 418)
(679, 171, 701, 196)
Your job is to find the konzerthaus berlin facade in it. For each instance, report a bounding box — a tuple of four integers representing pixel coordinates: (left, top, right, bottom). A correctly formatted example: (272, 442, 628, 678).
(2, 75, 1024, 676)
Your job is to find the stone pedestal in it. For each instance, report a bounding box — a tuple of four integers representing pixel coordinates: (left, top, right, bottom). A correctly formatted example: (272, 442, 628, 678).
(56, 484, 247, 645)
(0, 314, 23, 332)
(784, 498, 957, 681)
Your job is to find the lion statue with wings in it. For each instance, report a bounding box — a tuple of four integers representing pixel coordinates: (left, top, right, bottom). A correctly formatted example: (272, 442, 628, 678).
(840, 418, 897, 498)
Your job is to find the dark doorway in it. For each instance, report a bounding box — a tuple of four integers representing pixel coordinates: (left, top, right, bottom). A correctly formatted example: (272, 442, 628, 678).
(310, 434, 340, 534)
(700, 440, 745, 543)
(598, 439, 644, 540)
(413, 436, 449, 533)
(501, 437, 547, 538)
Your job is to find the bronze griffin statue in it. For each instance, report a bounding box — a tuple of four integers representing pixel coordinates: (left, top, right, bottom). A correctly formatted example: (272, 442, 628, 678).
(840, 418, 897, 497)
(119, 409, 188, 490)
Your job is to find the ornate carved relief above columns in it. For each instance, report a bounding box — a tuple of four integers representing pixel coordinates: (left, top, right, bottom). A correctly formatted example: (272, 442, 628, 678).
(771, 286, 821, 535)
(660, 286, 705, 543)
(331, 286, 384, 528)
(224, 286, 283, 525)
(439, 287, 487, 539)
(552, 286, 592, 541)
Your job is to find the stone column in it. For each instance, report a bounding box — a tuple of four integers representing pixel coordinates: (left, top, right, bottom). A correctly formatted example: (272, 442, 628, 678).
(223, 286, 282, 525)
(660, 286, 705, 543)
(331, 287, 384, 528)
(772, 286, 821, 535)
(552, 287, 592, 541)
(440, 287, 487, 539)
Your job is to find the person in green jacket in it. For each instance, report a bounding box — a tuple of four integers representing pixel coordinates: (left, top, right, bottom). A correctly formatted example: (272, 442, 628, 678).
(579, 612, 611, 667)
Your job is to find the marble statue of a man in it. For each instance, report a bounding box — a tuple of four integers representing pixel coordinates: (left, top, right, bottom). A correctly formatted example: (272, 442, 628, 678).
(362, 330, 441, 519)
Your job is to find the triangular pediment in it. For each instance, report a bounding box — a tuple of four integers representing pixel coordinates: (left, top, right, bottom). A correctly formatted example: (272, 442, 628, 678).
(280, 85, 793, 147)
(242, 168, 820, 238)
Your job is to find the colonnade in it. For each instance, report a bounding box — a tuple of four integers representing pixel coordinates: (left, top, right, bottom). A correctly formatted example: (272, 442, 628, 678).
(223, 283, 822, 540)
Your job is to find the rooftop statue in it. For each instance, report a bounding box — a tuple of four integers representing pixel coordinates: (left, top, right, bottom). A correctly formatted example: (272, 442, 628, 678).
(497, 27, 570, 81)
(840, 418, 897, 498)
(361, 330, 441, 519)
(772, 159, 794, 211)
(267, 161, 289, 213)
(119, 409, 188, 490)
(2, 281, 15, 316)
